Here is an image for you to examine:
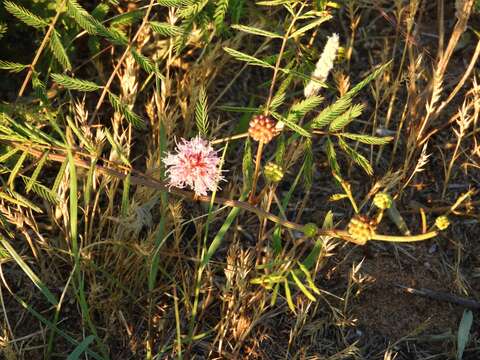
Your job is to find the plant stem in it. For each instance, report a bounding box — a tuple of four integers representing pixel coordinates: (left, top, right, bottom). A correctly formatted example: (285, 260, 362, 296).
(90, 0, 155, 124)
(18, 0, 67, 98)
(249, 141, 264, 203)
(371, 231, 438, 242)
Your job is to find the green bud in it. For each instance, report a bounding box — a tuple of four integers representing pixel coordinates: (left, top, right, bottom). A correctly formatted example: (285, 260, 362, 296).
(302, 223, 318, 237)
(435, 216, 450, 231)
(373, 192, 393, 210)
(264, 162, 284, 183)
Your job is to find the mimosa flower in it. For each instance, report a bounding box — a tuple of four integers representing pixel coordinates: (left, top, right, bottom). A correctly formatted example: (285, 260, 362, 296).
(163, 136, 224, 196)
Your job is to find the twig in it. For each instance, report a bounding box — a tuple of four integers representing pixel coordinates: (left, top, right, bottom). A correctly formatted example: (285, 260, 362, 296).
(89, 0, 155, 124)
(249, 141, 264, 203)
(17, 0, 67, 98)
(395, 284, 480, 309)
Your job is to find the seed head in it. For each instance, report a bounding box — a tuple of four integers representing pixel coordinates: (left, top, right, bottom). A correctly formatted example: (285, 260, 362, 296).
(264, 162, 284, 183)
(373, 192, 393, 210)
(435, 216, 450, 231)
(347, 215, 376, 245)
(248, 115, 278, 143)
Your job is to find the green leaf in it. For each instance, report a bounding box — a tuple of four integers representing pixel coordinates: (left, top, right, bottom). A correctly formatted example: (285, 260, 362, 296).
(298, 262, 321, 294)
(338, 137, 373, 175)
(150, 21, 182, 36)
(290, 271, 316, 301)
(289, 15, 332, 38)
(22, 177, 58, 204)
(7, 150, 28, 188)
(202, 193, 247, 267)
(287, 95, 323, 123)
(130, 48, 155, 73)
(0, 147, 20, 163)
(341, 133, 393, 145)
(49, 30, 72, 71)
(346, 61, 392, 97)
(51, 74, 101, 92)
(309, 61, 391, 130)
(110, 10, 143, 26)
(0, 60, 28, 73)
(67, 0, 99, 34)
(157, 0, 184, 6)
(303, 139, 314, 189)
(195, 86, 209, 136)
(457, 309, 473, 360)
(329, 103, 364, 132)
(67, 0, 128, 45)
(66, 335, 96, 360)
(325, 137, 340, 174)
(217, 105, 258, 113)
(214, 0, 229, 31)
(284, 279, 296, 313)
(0, 235, 58, 306)
(223, 47, 273, 68)
(108, 92, 146, 129)
(310, 95, 352, 129)
(273, 113, 311, 138)
(232, 24, 282, 38)
(4, 1, 47, 29)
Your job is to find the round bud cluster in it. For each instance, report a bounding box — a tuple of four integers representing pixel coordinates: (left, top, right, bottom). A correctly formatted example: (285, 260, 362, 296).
(264, 162, 284, 183)
(302, 223, 319, 238)
(347, 215, 376, 245)
(373, 192, 393, 210)
(248, 115, 278, 143)
(435, 216, 450, 231)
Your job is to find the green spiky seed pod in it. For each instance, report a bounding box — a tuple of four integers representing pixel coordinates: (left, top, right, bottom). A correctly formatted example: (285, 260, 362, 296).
(373, 192, 392, 210)
(302, 223, 318, 237)
(435, 216, 450, 231)
(264, 162, 284, 183)
(347, 215, 376, 245)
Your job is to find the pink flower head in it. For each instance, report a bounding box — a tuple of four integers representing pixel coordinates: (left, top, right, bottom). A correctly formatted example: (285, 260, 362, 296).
(163, 136, 224, 196)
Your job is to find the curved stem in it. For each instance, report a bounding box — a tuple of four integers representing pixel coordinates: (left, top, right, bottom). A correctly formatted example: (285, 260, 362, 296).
(371, 231, 438, 242)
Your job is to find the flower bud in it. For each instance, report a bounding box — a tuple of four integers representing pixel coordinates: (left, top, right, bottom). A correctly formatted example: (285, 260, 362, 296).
(302, 223, 318, 237)
(347, 215, 376, 245)
(435, 216, 450, 231)
(373, 192, 392, 210)
(264, 162, 284, 183)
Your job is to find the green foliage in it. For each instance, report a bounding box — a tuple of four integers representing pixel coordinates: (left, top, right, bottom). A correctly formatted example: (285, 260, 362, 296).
(51, 74, 101, 92)
(108, 92, 146, 129)
(0, 60, 28, 73)
(195, 86, 209, 136)
(223, 47, 273, 68)
(49, 30, 72, 71)
(149, 21, 182, 36)
(231, 24, 282, 39)
(4, 0, 47, 28)
(130, 47, 155, 73)
(214, 0, 229, 31)
(328, 103, 364, 132)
